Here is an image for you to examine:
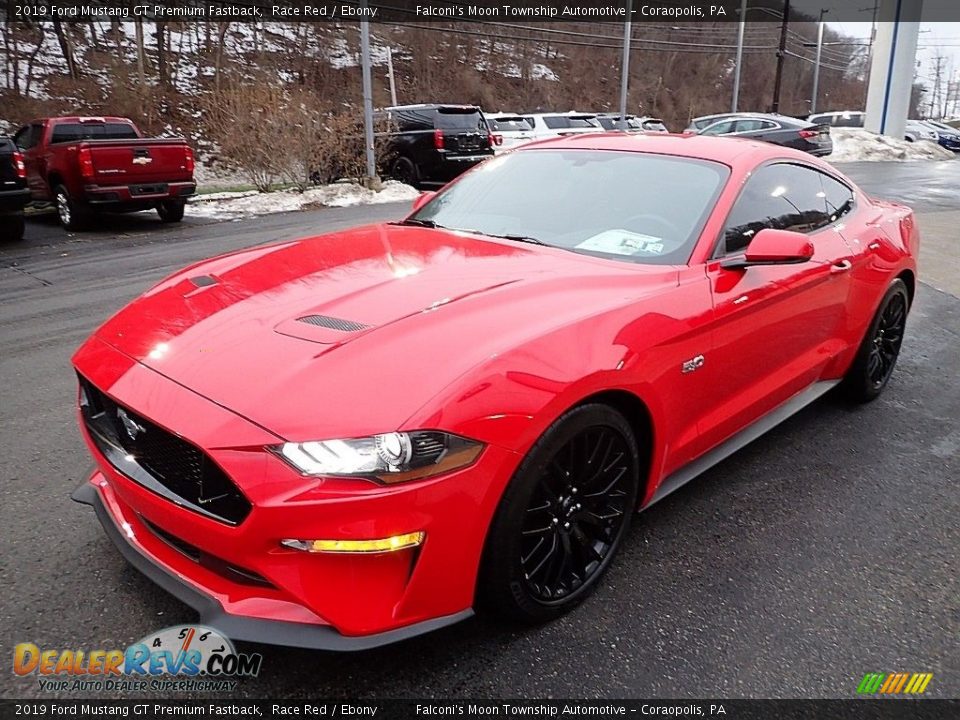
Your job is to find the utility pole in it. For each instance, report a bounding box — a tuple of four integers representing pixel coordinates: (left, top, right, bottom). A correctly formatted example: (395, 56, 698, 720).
(771, 0, 790, 113)
(360, 2, 378, 187)
(618, 0, 633, 122)
(386, 47, 398, 107)
(931, 54, 944, 119)
(732, 0, 747, 112)
(811, 8, 828, 114)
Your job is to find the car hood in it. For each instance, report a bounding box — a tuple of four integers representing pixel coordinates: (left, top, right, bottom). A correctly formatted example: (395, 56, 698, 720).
(91, 223, 676, 440)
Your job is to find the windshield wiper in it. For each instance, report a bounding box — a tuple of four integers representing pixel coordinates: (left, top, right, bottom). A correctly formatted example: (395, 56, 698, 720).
(482, 232, 549, 246)
(393, 218, 444, 229)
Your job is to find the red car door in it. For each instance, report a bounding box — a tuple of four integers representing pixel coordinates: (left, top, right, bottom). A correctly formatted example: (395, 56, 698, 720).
(696, 162, 855, 455)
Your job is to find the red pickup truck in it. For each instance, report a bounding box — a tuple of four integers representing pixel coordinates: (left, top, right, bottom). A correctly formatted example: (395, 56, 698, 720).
(13, 116, 195, 230)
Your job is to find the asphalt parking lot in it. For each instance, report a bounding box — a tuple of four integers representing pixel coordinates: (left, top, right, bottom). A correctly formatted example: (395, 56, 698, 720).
(1, 162, 957, 699)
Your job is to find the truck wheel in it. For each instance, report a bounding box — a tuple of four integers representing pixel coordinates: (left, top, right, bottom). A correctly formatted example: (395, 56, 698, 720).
(390, 157, 419, 187)
(54, 185, 89, 231)
(157, 199, 186, 223)
(1, 213, 25, 241)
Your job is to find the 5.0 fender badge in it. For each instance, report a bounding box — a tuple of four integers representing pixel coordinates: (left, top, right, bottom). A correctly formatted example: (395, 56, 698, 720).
(682, 355, 705, 374)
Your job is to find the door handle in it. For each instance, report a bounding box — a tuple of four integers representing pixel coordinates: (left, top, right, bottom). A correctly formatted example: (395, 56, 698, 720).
(831, 259, 853, 273)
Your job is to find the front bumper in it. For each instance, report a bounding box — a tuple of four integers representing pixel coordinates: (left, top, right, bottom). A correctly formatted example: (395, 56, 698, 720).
(72, 337, 520, 648)
(71, 480, 472, 651)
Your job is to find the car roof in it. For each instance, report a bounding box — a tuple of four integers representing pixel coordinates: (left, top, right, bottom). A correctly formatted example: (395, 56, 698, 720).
(525, 111, 598, 118)
(385, 104, 481, 112)
(36, 116, 134, 124)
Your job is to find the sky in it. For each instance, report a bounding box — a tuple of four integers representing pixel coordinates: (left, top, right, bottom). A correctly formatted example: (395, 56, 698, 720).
(828, 20, 960, 114)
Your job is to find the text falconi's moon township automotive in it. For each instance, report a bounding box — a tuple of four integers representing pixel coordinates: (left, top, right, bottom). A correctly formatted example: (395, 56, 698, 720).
(415, 4, 725, 18)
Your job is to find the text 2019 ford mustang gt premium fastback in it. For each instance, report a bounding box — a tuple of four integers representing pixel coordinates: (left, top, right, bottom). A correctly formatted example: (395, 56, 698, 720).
(72, 134, 918, 650)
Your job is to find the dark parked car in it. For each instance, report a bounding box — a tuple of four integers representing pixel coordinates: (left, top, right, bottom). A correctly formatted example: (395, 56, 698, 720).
(699, 113, 833, 156)
(378, 104, 494, 187)
(921, 120, 960, 151)
(0, 136, 29, 241)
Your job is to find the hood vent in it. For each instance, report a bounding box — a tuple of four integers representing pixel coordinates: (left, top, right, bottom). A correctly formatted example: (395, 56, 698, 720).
(296, 314, 370, 332)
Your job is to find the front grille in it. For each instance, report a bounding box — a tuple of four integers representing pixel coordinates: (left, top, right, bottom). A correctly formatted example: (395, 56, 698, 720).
(78, 375, 251, 525)
(142, 518, 273, 588)
(297, 314, 369, 332)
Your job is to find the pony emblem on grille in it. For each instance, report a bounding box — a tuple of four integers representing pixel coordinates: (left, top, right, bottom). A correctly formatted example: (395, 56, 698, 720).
(116, 407, 145, 441)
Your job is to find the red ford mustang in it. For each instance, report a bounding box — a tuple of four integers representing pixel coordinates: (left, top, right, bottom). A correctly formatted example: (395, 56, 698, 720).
(72, 133, 918, 650)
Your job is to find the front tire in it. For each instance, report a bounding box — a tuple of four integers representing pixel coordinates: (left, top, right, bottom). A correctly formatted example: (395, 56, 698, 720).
(478, 404, 641, 623)
(157, 198, 186, 223)
(842, 278, 909, 403)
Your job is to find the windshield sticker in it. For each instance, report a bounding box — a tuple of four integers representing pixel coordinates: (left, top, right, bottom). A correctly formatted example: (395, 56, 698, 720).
(577, 230, 665, 255)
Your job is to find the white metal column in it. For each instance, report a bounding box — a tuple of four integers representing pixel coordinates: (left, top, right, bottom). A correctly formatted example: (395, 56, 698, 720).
(864, 0, 923, 139)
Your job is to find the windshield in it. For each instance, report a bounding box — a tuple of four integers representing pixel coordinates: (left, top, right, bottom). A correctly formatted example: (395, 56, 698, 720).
(409, 149, 729, 266)
(50, 123, 138, 143)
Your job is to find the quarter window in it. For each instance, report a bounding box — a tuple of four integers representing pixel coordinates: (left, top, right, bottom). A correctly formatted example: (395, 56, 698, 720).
(721, 164, 839, 255)
(14, 124, 42, 150)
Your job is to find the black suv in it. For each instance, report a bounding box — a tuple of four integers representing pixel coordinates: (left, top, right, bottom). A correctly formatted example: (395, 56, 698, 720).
(378, 104, 494, 187)
(0, 137, 29, 241)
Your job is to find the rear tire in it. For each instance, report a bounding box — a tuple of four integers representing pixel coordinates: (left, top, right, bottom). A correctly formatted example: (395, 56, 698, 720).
(157, 198, 186, 223)
(1, 213, 25, 241)
(841, 278, 909, 403)
(54, 184, 90, 231)
(390, 156, 419, 187)
(477, 404, 641, 623)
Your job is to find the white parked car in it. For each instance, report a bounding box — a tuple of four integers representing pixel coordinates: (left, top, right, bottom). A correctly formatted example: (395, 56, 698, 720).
(904, 119, 938, 143)
(807, 110, 865, 128)
(522, 112, 603, 141)
(486, 114, 535, 152)
(595, 114, 669, 133)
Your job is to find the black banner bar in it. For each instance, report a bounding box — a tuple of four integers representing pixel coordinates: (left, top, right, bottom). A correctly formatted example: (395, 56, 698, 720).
(3, 0, 960, 24)
(2, 700, 960, 720)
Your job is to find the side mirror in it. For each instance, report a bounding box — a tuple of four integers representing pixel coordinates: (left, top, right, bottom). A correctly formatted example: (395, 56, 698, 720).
(411, 190, 436, 213)
(721, 228, 815, 269)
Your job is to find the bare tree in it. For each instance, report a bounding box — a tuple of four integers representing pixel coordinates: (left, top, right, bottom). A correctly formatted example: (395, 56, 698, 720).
(51, 19, 78, 80)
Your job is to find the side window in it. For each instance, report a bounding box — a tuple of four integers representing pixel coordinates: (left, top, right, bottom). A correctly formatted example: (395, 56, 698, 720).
(721, 164, 833, 255)
(701, 120, 736, 136)
(820, 173, 855, 222)
(733, 119, 763, 132)
(13, 126, 30, 150)
(14, 125, 40, 150)
(543, 116, 568, 129)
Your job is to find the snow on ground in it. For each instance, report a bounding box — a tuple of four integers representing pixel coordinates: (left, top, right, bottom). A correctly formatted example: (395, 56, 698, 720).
(830, 128, 955, 162)
(187, 180, 418, 220)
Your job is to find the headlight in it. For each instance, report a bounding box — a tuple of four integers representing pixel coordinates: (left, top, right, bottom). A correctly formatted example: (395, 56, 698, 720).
(272, 431, 483, 484)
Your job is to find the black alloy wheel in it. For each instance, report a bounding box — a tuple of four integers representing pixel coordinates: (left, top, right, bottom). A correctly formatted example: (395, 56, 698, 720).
(867, 291, 907, 389)
(478, 404, 641, 622)
(842, 278, 910, 403)
(520, 425, 635, 603)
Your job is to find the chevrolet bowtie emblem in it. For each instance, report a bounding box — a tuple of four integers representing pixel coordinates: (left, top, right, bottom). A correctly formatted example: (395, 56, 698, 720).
(132, 156, 153, 165)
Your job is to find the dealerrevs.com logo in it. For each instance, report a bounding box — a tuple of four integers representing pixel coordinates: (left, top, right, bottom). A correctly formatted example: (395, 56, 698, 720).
(13, 625, 262, 692)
